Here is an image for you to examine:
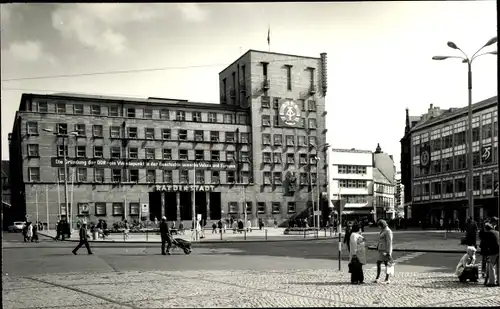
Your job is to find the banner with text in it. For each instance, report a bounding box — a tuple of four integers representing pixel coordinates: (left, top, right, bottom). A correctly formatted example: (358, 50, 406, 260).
(50, 158, 237, 170)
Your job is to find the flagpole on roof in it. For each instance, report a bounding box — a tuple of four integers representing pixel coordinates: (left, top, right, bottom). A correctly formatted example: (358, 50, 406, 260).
(267, 24, 271, 52)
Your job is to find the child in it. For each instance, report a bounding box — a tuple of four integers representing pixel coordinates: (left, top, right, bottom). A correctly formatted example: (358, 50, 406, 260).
(455, 246, 479, 283)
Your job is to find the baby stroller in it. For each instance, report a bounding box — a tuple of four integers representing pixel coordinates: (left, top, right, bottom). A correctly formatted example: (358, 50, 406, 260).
(171, 236, 192, 255)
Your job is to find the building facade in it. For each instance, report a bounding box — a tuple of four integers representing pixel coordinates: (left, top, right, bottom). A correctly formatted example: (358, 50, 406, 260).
(400, 96, 498, 225)
(394, 172, 405, 218)
(9, 49, 329, 228)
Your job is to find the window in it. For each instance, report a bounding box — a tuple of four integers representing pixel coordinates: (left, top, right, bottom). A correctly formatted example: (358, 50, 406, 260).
(180, 170, 189, 183)
(228, 202, 238, 214)
(299, 154, 308, 164)
(311, 173, 317, 185)
(227, 171, 235, 183)
(129, 148, 139, 159)
(130, 203, 140, 216)
(272, 202, 280, 214)
(483, 122, 493, 140)
(27, 144, 39, 157)
(245, 202, 252, 214)
(145, 128, 155, 140)
(78, 203, 90, 216)
(77, 168, 87, 182)
(112, 169, 122, 182)
(195, 150, 204, 161)
(287, 202, 296, 213)
(455, 154, 466, 170)
(93, 125, 103, 138)
(211, 171, 220, 183)
(179, 130, 188, 141)
(262, 134, 271, 145)
(111, 147, 121, 159)
(211, 150, 220, 161)
(240, 151, 249, 162)
(146, 170, 156, 183)
(57, 123, 68, 135)
(208, 112, 217, 123)
(196, 170, 205, 183)
(454, 130, 466, 147)
(179, 149, 188, 160)
(472, 126, 480, 142)
(285, 65, 292, 91)
(176, 111, 185, 121)
(73, 124, 86, 136)
(309, 155, 318, 165)
(192, 112, 201, 122)
(299, 173, 308, 185)
(273, 152, 281, 164)
(273, 97, 280, 109)
(56, 103, 66, 114)
(262, 115, 271, 126)
(241, 133, 250, 143)
(210, 131, 219, 142)
(263, 172, 272, 185)
(308, 119, 317, 129)
(308, 68, 315, 89)
(273, 172, 282, 185)
(263, 152, 272, 163)
(127, 108, 136, 118)
(112, 203, 124, 216)
(94, 168, 104, 183)
(307, 100, 317, 112)
(38, 102, 48, 113)
(286, 153, 295, 164)
(95, 202, 106, 215)
(473, 151, 480, 166)
(110, 126, 121, 138)
(273, 134, 282, 146)
(57, 145, 68, 157)
(261, 96, 270, 108)
(483, 173, 493, 190)
(91, 105, 101, 116)
(163, 170, 173, 183)
(129, 170, 139, 183)
(239, 114, 248, 125)
(160, 109, 169, 120)
(58, 168, 67, 182)
(257, 202, 266, 214)
(241, 171, 250, 183)
(296, 136, 306, 147)
(225, 132, 235, 143)
(286, 135, 295, 146)
(473, 175, 481, 191)
(163, 149, 172, 160)
(109, 106, 120, 117)
(76, 145, 86, 158)
(431, 159, 441, 173)
(455, 178, 466, 193)
(195, 130, 204, 141)
(223, 114, 233, 124)
(308, 136, 317, 146)
(28, 167, 40, 182)
(72, 104, 83, 114)
(144, 108, 153, 119)
(145, 148, 155, 159)
(162, 129, 171, 140)
(127, 127, 138, 139)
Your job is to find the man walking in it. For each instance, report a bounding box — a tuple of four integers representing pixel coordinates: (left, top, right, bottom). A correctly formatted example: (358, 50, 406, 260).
(160, 216, 172, 255)
(72, 222, 92, 255)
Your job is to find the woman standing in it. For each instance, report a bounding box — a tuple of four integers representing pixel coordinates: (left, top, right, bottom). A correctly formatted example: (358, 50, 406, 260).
(349, 224, 366, 284)
(26, 222, 33, 242)
(374, 219, 393, 284)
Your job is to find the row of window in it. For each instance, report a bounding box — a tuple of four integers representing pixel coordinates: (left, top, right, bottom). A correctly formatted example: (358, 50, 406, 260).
(374, 183, 395, 195)
(30, 101, 249, 124)
(262, 134, 317, 147)
(27, 167, 318, 186)
(262, 152, 318, 165)
(261, 115, 318, 130)
(260, 97, 317, 111)
(227, 201, 297, 214)
(373, 196, 394, 209)
(337, 165, 367, 175)
(341, 195, 369, 204)
(338, 180, 368, 188)
(413, 172, 498, 196)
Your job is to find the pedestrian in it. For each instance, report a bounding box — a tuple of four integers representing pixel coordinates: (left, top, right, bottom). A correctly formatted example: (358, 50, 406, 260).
(217, 220, 223, 234)
(123, 220, 130, 240)
(26, 222, 33, 242)
(179, 221, 184, 235)
(160, 216, 172, 255)
(455, 246, 479, 283)
(479, 219, 490, 277)
(439, 218, 444, 230)
(22, 222, 28, 242)
(90, 223, 97, 240)
(274, 219, 278, 228)
(232, 220, 238, 233)
(32, 222, 39, 243)
(246, 219, 252, 233)
(480, 223, 499, 286)
(212, 222, 217, 234)
(55, 220, 61, 240)
(465, 217, 478, 248)
(238, 220, 244, 233)
(72, 222, 93, 255)
(349, 224, 366, 284)
(344, 223, 353, 252)
(374, 219, 393, 284)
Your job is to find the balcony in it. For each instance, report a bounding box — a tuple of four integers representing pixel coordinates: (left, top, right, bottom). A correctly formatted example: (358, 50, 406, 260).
(262, 78, 270, 90)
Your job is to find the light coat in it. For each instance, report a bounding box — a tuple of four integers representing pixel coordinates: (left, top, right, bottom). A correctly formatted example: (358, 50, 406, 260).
(377, 227, 393, 255)
(349, 232, 367, 265)
(27, 225, 33, 237)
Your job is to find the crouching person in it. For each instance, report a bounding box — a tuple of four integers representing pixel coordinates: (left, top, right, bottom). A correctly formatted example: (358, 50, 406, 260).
(456, 246, 479, 283)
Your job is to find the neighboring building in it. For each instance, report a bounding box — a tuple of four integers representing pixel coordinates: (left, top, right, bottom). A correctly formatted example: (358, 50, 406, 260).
(330, 144, 396, 222)
(2, 160, 13, 228)
(394, 172, 405, 218)
(400, 96, 498, 225)
(9, 49, 329, 228)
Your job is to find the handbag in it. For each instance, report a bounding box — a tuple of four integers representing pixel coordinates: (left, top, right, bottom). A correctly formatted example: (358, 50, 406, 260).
(387, 263, 395, 276)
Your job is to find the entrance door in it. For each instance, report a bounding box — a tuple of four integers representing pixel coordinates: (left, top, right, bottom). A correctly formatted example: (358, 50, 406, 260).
(149, 192, 161, 221)
(209, 192, 221, 220)
(179, 192, 192, 220)
(195, 192, 207, 220)
(165, 192, 177, 221)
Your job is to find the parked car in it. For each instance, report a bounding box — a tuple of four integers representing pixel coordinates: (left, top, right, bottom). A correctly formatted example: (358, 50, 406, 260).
(8, 221, 25, 233)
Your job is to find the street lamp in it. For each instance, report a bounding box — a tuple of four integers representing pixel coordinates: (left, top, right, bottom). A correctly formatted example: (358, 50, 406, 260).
(43, 128, 78, 233)
(310, 143, 330, 229)
(432, 36, 497, 222)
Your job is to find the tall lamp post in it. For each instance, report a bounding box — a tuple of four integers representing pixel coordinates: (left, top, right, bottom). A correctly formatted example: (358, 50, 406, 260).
(43, 128, 78, 232)
(432, 37, 497, 222)
(310, 143, 330, 229)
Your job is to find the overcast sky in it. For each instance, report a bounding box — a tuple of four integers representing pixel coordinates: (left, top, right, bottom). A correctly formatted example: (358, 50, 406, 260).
(1, 2, 497, 167)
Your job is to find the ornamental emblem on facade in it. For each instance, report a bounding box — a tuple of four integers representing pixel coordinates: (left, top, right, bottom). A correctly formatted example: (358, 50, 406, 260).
(279, 100, 301, 126)
(482, 146, 491, 162)
(420, 150, 430, 166)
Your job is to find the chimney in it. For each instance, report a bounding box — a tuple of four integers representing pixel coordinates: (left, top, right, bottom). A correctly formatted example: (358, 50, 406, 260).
(405, 108, 410, 133)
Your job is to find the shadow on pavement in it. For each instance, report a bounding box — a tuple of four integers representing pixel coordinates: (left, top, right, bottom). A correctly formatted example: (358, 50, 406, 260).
(289, 281, 351, 286)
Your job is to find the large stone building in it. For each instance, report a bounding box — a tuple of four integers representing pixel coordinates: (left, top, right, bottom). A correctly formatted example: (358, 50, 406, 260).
(400, 96, 498, 225)
(9, 49, 329, 228)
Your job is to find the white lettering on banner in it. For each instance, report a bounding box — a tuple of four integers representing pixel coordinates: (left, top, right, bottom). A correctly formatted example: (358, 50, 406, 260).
(51, 158, 236, 170)
(154, 185, 215, 192)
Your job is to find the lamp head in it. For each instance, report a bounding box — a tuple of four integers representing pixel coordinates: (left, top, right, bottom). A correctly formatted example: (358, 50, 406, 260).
(447, 41, 459, 49)
(432, 56, 449, 60)
(484, 37, 497, 47)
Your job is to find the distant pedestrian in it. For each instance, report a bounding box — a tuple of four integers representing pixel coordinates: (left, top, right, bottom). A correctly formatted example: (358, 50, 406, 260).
(274, 219, 278, 228)
(374, 220, 393, 284)
(238, 220, 244, 233)
(246, 219, 252, 232)
(217, 220, 223, 234)
(349, 224, 366, 284)
(344, 223, 353, 252)
(465, 217, 478, 248)
(72, 222, 92, 255)
(32, 223, 39, 243)
(232, 220, 238, 233)
(212, 222, 217, 234)
(160, 216, 172, 255)
(26, 222, 33, 242)
(123, 220, 130, 240)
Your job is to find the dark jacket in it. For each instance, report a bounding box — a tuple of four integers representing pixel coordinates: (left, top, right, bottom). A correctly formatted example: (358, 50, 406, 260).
(480, 229, 500, 256)
(465, 221, 478, 245)
(159, 221, 169, 237)
(79, 226, 88, 241)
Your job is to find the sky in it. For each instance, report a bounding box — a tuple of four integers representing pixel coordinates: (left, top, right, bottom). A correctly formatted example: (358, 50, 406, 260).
(1, 2, 498, 167)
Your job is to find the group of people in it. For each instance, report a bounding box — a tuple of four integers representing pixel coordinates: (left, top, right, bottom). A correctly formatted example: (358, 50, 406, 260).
(22, 221, 41, 243)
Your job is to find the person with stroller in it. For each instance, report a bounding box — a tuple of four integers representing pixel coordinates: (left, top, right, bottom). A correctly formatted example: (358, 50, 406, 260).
(160, 216, 172, 255)
(349, 224, 366, 284)
(455, 246, 479, 283)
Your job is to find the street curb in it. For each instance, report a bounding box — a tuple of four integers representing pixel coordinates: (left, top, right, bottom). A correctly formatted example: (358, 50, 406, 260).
(38, 232, 340, 244)
(367, 245, 478, 254)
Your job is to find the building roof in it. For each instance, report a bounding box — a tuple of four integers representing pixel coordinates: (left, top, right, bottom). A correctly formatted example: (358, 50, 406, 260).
(373, 167, 393, 185)
(410, 96, 497, 133)
(330, 148, 372, 154)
